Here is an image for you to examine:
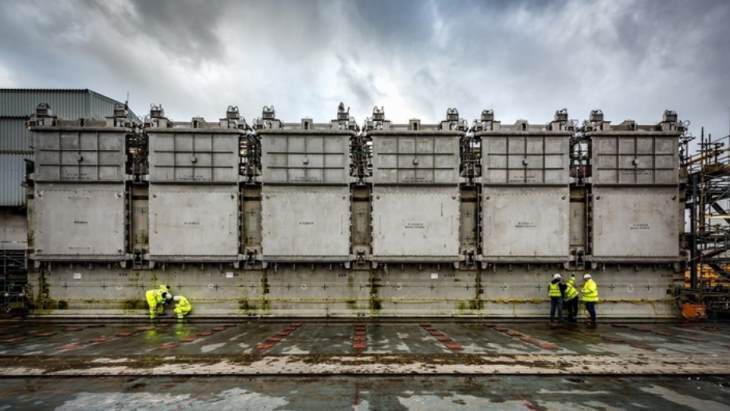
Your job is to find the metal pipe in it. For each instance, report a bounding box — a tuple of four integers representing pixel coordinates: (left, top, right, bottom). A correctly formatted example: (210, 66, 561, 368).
(690, 172, 698, 289)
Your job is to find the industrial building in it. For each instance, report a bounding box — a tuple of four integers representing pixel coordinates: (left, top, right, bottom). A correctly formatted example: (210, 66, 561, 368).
(3, 97, 730, 410)
(19, 101, 686, 318)
(0, 89, 135, 310)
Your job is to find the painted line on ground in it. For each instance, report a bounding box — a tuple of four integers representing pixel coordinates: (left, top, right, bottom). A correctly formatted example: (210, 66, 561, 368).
(420, 323, 463, 352)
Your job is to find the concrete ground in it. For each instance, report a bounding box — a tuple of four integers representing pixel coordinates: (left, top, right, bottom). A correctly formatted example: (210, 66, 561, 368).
(0, 375, 729, 410)
(0, 319, 729, 409)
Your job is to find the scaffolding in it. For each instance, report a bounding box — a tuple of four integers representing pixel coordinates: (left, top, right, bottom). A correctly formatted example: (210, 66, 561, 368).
(683, 128, 730, 316)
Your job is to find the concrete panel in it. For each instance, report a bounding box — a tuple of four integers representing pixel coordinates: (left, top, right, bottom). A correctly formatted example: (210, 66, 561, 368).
(261, 185, 350, 260)
(32, 183, 125, 259)
(459, 188, 478, 255)
(131, 185, 148, 254)
(147, 131, 240, 183)
(29, 266, 264, 316)
(478, 268, 676, 318)
(350, 187, 371, 256)
(372, 186, 460, 260)
(482, 186, 569, 260)
(33, 129, 127, 182)
(591, 134, 678, 185)
(148, 185, 239, 260)
(569, 195, 585, 249)
(480, 135, 569, 185)
(260, 132, 350, 184)
(371, 133, 461, 184)
(592, 187, 679, 259)
(29, 266, 675, 318)
(241, 186, 262, 255)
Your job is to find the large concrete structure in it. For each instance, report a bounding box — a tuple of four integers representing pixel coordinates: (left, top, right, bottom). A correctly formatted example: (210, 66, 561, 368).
(367, 107, 465, 263)
(257, 104, 356, 263)
(24, 102, 685, 318)
(0, 89, 133, 302)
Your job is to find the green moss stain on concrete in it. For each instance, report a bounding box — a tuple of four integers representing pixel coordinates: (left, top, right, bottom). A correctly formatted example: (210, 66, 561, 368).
(260, 272, 271, 313)
(123, 299, 146, 310)
(369, 272, 382, 314)
(470, 272, 484, 311)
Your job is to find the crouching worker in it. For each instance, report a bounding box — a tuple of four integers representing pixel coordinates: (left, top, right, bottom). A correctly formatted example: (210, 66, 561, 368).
(145, 285, 172, 320)
(173, 295, 192, 320)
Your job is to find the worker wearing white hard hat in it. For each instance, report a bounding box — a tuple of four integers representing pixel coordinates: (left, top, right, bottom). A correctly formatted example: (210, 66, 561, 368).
(581, 273, 599, 326)
(548, 273, 564, 323)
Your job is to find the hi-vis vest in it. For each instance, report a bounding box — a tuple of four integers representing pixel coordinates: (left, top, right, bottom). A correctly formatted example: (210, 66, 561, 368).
(581, 279, 599, 302)
(564, 283, 578, 301)
(548, 282, 561, 297)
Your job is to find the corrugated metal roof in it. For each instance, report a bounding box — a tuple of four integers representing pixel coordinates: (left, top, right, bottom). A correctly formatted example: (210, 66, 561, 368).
(0, 89, 138, 120)
(0, 118, 32, 153)
(0, 153, 30, 207)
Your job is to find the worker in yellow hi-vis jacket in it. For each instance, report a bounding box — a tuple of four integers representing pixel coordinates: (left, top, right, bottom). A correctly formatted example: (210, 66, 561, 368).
(145, 285, 171, 319)
(563, 277, 579, 323)
(581, 274, 599, 326)
(173, 295, 192, 320)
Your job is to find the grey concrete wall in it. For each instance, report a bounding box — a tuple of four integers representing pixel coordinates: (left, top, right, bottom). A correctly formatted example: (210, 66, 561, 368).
(29, 265, 677, 318)
(592, 187, 679, 258)
(148, 185, 239, 260)
(371, 186, 460, 259)
(32, 183, 126, 259)
(261, 185, 351, 260)
(482, 186, 569, 260)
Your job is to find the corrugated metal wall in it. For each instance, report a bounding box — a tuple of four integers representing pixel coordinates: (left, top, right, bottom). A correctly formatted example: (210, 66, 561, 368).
(0, 118, 32, 152)
(0, 89, 118, 119)
(0, 89, 134, 206)
(0, 154, 30, 207)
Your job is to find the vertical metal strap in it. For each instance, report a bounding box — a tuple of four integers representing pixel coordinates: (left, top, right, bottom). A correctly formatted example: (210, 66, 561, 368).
(542, 134, 547, 183)
(634, 135, 638, 184)
(191, 132, 196, 182)
(285, 134, 290, 183)
(77, 131, 82, 181)
(432, 134, 436, 183)
(652, 136, 656, 184)
(96, 131, 100, 181)
(172, 133, 177, 181)
(505, 136, 510, 184)
(615, 136, 619, 184)
(304, 133, 308, 182)
(523, 136, 527, 184)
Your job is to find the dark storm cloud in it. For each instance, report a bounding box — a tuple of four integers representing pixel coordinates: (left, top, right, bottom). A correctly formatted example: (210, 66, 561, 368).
(0, 0, 728, 137)
(336, 54, 382, 111)
(126, 0, 227, 63)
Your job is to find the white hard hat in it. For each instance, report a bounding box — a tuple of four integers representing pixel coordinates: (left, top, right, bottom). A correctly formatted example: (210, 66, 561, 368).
(583, 273, 592, 279)
(553, 273, 562, 279)
(173, 295, 181, 302)
(163, 292, 172, 300)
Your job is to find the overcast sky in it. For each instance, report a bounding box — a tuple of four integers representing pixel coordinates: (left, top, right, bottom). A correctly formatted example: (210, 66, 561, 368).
(0, 0, 728, 138)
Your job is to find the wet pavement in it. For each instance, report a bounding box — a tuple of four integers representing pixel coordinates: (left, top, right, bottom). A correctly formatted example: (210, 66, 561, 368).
(0, 320, 729, 409)
(2, 320, 729, 358)
(0, 375, 729, 410)
(0, 320, 727, 377)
